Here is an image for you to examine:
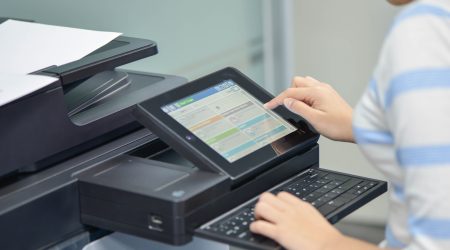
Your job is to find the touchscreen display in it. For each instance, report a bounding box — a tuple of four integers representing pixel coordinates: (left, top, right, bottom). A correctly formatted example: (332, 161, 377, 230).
(161, 80, 296, 163)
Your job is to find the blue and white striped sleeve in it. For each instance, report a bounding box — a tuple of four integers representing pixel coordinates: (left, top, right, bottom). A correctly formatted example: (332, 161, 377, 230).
(382, 3, 450, 249)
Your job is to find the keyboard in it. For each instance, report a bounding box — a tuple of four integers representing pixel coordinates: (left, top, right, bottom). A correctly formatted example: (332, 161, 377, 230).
(197, 168, 381, 250)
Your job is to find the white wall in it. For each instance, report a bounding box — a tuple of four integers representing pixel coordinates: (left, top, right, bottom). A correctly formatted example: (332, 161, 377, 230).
(292, 0, 400, 224)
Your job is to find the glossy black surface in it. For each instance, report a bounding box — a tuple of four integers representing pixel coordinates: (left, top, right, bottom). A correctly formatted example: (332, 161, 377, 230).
(136, 67, 319, 181)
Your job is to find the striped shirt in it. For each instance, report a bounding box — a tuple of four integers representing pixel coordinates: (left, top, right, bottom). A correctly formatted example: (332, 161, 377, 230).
(353, 0, 450, 249)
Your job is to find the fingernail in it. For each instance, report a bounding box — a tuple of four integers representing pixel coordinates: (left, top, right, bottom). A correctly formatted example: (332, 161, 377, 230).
(283, 98, 293, 109)
(263, 103, 270, 109)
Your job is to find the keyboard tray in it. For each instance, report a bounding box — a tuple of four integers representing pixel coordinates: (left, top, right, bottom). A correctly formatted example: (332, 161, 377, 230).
(195, 168, 387, 250)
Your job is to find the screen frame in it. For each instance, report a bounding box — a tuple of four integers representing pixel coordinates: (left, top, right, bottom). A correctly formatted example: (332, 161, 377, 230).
(136, 67, 319, 181)
(161, 80, 298, 163)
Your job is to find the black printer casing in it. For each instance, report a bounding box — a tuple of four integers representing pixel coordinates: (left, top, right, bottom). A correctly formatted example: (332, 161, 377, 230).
(79, 155, 230, 244)
(78, 145, 319, 245)
(0, 18, 190, 249)
(0, 33, 169, 178)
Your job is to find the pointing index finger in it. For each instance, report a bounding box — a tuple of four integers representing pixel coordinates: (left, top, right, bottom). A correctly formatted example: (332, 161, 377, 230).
(263, 88, 295, 110)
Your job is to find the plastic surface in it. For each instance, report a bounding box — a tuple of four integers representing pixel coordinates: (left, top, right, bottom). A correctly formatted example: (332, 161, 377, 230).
(78, 155, 231, 245)
(0, 71, 186, 177)
(42, 36, 157, 85)
(195, 168, 387, 250)
(83, 233, 229, 250)
(134, 67, 319, 184)
(0, 129, 156, 250)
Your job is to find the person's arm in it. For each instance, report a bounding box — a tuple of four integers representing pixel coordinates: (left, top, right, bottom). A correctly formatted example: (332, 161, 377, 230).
(264, 76, 354, 143)
(252, 79, 384, 249)
(250, 192, 387, 250)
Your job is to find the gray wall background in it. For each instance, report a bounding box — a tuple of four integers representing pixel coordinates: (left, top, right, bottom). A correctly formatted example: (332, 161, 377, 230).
(293, 0, 400, 224)
(0, 0, 265, 83)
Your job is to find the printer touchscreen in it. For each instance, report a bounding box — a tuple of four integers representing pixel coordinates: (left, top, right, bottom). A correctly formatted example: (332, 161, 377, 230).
(161, 80, 297, 163)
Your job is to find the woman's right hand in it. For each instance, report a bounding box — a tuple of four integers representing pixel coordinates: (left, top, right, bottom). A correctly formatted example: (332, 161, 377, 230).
(264, 76, 354, 143)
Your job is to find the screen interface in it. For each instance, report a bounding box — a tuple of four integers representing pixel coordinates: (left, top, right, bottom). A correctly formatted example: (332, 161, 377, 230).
(161, 80, 297, 163)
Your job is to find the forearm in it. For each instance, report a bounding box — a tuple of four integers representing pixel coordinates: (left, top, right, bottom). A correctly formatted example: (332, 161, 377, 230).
(339, 108, 355, 143)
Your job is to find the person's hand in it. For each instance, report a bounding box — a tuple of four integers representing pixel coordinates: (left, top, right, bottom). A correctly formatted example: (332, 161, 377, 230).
(250, 192, 343, 250)
(264, 76, 354, 142)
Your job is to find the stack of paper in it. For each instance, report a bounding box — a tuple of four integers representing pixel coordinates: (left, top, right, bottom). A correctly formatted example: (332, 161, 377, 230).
(0, 20, 122, 106)
(0, 74, 58, 106)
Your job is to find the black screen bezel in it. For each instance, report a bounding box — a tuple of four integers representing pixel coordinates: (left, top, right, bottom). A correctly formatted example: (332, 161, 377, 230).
(138, 67, 319, 179)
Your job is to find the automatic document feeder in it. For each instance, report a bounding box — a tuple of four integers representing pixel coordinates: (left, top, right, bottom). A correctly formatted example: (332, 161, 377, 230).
(78, 68, 387, 250)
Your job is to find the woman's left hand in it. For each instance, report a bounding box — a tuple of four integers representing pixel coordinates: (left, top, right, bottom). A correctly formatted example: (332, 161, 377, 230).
(250, 192, 343, 250)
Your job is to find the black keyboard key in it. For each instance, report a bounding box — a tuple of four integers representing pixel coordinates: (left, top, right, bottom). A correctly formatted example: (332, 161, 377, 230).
(225, 229, 239, 236)
(337, 178, 362, 191)
(329, 180, 345, 186)
(321, 183, 338, 190)
(355, 181, 370, 190)
(322, 191, 340, 200)
(339, 193, 357, 201)
(237, 231, 251, 239)
(327, 196, 348, 208)
(297, 185, 316, 196)
(202, 169, 377, 249)
(330, 188, 343, 195)
(285, 186, 299, 193)
(315, 186, 331, 194)
(317, 171, 328, 178)
(353, 188, 369, 195)
(324, 173, 350, 182)
(310, 183, 322, 189)
(302, 191, 322, 202)
(368, 181, 378, 187)
(233, 226, 246, 234)
(308, 173, 319, 179)
(285, 178, 314, 191)
(318, 204, 337, 215)
(311, 196, 327, 207)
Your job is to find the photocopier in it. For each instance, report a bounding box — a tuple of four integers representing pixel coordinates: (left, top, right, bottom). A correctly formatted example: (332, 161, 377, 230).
(0, 18, 387, 250)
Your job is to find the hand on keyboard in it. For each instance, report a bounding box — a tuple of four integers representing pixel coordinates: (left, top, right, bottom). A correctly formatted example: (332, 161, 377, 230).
(201, 169, 380, 249)
(250, 192, 343, 250)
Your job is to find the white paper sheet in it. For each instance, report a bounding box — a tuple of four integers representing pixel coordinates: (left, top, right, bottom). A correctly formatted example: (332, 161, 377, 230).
(0, 20, 121, 74)
(0, 74, 58, 107)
